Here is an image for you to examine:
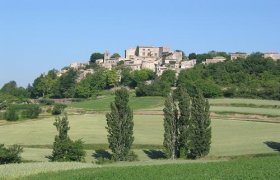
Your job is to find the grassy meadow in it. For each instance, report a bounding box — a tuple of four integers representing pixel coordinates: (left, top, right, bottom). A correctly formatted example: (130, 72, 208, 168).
(1, 96, 280, 179)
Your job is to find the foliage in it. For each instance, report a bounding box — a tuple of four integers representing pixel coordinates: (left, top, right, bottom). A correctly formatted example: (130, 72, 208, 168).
(163, 95, 179, 159)
(189, 91, 211, 159)
(136, 80, 171, 97)
(177, 86, 191, 158)
(59, 69, 78, 98)
(48, 115, 86, 162)
(110, 53, 121, 59)
(4, 106, 19, 121)
(106, 88, 134, 161)
(89, 53, 104, 64)
(160, 70, 177, 86)
(178, 54, 280, 100)
(38, 99, 55, 106)
(130, 69, 155, 87)
(1, 81, 29, 99)
(21, 104, 41, 119)
(52, 104, 67, 115)
(0, 144, 23, 164)
(135, 46, 140, 56)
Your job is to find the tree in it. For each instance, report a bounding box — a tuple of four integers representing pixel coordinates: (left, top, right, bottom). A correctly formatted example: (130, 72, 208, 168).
(105, 69, 118, 88)
(90, 53, 104, 64)
(135, 46, 140, 56)
(106, 88, 134, 161)
(48, 115, 85, 162)
(111, 53, 121, 59)
(177, 86, 191, 158)
(188, 53, 197, 60)
(160, 70, 177, 86)
(59, 69, 78, 98)
(188, 91, 211, 159)
(163, 94, 179, 160)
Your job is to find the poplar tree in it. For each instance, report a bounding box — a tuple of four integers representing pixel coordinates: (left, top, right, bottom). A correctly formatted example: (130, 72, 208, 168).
(106, 88, 134, 161)
(163, 95, 179, 160)
(49, 114, 85, 162)
(189, 91, 211, 159)
(177, 86, 191, 158)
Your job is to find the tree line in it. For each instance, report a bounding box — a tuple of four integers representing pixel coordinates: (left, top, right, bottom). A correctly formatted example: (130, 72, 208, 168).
(1, 52, 279, 102)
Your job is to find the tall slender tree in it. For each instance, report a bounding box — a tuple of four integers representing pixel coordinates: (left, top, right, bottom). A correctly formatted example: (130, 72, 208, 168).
(163, 95, 179, 160)
(106, 88, 134, 161)
(188, 91, 211, 159)
(48, 114, 85, 162)
(177, 86, 191, 158)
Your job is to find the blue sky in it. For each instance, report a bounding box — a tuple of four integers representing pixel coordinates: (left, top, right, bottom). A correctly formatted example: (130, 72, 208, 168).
(0, 0, 279, 87)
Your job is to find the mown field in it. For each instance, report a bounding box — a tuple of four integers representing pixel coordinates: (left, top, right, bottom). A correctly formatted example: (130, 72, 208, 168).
(70, 96, 280, 116)
(21, 155, 280, 180)
(0, 97, 280, 179)
(0, 114, 280, 162)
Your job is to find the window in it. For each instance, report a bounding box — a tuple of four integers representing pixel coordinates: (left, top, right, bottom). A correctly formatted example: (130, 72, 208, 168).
(142, 52, 145, 56)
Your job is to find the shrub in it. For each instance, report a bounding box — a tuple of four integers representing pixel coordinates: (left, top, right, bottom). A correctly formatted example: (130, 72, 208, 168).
(21, 104, 41, 119)
(52, 104, 67, 115)
(126, 151, 139, 162)
(0, 144, 23, 164)
(39, 99, 55, 106)
(4, 107, 19, 121)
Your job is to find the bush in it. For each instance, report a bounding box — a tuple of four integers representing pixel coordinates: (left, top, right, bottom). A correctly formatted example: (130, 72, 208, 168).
(136, 80, 171, 97)
(39, 99, 55, 106)
(52, 104, 67, 115)
(21, 104, 41, 119)
(0, 144, 23, 164)
(4, 107, 19, 121)
(126, 151, 139, 162)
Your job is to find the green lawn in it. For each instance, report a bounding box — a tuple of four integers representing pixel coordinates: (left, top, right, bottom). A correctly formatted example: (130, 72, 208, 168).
(22, 155, 280, 180)
(0, 114, 280, 162)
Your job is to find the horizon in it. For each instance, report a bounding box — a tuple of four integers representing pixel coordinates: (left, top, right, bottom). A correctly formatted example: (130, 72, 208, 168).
(1, 0, 280, 87)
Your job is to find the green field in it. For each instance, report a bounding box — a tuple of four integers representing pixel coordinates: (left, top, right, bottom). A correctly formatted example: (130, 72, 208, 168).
(20, 155, 280, 180)
(70, 96, 280, 117)
(0, 114, 280, 162)
(70, 95, 164, 111)
(1, 97, 280, 179)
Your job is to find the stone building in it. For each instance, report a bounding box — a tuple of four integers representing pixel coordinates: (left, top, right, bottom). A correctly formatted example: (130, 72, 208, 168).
(205, 56, 226, 64)
(181, 59, 197, 69)
(230, 53, 248, 60)
(264, 52, 280, 61)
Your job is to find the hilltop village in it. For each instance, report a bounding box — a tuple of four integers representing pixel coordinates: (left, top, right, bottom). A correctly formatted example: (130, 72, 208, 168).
(57, 46, 280, 82)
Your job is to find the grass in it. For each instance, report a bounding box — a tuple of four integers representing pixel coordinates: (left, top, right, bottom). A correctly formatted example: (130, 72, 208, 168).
(210, 106, 280, 116)
(22, 155, 280, 180)
(209, 98, 280, 106)
(1, 114, 280, 162)
(0, 162, 97, 179)
(70, 95, 164, 111)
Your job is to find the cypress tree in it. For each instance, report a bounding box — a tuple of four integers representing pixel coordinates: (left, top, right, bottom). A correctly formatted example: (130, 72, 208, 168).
(135, 46, 140, 56)
(189, 91, 211, 159)
(163, 95, 179, 160)
(106, 88, 134, 161)
(177, 86, 191, 158)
